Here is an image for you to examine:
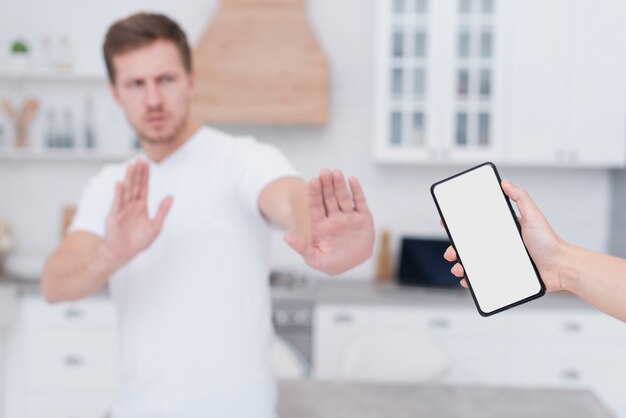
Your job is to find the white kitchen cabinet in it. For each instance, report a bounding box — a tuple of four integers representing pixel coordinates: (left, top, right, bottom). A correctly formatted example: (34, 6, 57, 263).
(374, 0, 626, 168)
(4, 295, 118, 418)
(374, 0, 504, 165)
(313, 303, 626, 418)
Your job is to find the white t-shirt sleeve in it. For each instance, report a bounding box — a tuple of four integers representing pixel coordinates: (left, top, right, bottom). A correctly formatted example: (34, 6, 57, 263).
(68, 166, 120, 237)
(229, 137, 302, 216)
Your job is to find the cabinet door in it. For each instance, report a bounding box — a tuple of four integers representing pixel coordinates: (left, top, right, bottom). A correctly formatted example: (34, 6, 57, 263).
(373, 0, 439, 163)
(438, 0, 507, 165)
(504, 0, 626, 167)
(503, 0, 575, 165)
(568, 0, 626, 167)
(313, 305, 373, 379)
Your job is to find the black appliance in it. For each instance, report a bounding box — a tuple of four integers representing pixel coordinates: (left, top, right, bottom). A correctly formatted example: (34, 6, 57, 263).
(396, 237, 458, 287)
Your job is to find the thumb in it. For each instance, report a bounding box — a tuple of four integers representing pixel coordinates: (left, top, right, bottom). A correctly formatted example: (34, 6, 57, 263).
(501, 179, 540, 221)
(152, 196, 174, 232)
(284, 231, 314, 260)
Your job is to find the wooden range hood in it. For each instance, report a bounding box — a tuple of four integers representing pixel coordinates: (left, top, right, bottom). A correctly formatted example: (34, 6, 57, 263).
(192, 0, 330, 125)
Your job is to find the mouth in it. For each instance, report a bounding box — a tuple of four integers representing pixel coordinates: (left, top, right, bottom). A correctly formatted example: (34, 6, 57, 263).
(145, 114, 168, 126)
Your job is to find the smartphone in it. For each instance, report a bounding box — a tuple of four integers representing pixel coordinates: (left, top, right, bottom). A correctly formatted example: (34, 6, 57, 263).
(431, 162, 545, 316)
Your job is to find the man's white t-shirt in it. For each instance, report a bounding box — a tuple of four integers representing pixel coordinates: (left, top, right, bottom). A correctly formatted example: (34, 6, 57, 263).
(69, 127, 300, 418)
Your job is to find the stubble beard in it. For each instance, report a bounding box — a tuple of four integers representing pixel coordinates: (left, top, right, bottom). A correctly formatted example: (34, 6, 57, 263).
(137, 109, 188, 146)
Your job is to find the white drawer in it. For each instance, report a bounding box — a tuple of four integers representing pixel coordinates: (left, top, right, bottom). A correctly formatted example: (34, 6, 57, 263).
(510, 343, 626, 397)
(416, 308, 522, 337)
(24, 330, 118, 391)
(509, 310, 626, 341)
(21, 296, 116, 330)
(24, 392, 114, 418)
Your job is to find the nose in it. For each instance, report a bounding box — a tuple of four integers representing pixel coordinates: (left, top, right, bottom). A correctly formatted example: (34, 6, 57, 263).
(145, 81, 163, 110)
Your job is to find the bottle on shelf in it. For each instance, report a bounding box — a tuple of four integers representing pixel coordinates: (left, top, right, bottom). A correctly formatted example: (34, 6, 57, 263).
(83, 96, 96, 149)
(63, 108, 74, 148)
(55, 35, 73, 72)
(375, 229, 394, 282)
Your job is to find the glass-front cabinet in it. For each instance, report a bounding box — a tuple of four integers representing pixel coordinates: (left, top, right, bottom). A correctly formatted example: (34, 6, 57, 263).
(374, 0, 626, 168)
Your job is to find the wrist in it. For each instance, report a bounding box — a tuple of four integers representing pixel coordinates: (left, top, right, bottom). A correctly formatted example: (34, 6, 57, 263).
(96, 241, 127, 273)
(555, 242, 579, 293)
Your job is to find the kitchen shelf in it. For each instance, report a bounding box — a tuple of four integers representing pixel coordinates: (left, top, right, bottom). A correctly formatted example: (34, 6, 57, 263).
(0, 148, 132, 163)
(0, 71, 107, 84)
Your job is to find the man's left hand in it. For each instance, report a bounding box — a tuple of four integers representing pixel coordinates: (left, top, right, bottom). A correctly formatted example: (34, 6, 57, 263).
(284, 169, 374, 275)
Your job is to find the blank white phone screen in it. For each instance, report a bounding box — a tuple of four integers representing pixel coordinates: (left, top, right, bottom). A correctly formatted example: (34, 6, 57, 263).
(432, 164, 543, 315)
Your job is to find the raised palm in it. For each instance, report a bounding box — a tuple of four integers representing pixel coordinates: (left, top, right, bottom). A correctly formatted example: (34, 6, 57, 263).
(103, 160, 173, 266)
(284, 169, 374, 275)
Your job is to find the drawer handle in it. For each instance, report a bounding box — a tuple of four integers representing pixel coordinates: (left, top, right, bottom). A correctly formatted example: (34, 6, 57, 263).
(429, 317, 450, 329)
(561, 321, 581, 334)
(64, 354, 85, 368)
(64, 307, 84, 320)
(560, 368, 581, 381)
(334, 313, 354, 324)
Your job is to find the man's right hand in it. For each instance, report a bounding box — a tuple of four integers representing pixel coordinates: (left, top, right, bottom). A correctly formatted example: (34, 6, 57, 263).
(101, 159, 173, 268)
(443, 179, 566, 293)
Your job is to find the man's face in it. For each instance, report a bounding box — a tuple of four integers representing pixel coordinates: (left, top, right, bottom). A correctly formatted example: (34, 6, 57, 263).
(110, 39, 194, 145)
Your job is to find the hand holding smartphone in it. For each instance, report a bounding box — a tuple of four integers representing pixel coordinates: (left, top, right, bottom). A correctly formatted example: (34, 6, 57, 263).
(431, 162, 545, 316)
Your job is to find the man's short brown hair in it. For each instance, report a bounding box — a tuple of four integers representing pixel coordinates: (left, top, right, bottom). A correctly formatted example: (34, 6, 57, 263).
(103, 12, 192, 82)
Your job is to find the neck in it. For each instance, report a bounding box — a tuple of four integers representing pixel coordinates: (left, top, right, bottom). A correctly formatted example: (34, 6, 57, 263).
(141, 118, 201, 163)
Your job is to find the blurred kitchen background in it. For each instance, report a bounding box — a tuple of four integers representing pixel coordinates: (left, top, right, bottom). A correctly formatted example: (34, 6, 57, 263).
(0, 0, 625, 417)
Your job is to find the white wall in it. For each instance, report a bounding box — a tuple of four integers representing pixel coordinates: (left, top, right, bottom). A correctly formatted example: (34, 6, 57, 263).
(0, 0, 612, 280)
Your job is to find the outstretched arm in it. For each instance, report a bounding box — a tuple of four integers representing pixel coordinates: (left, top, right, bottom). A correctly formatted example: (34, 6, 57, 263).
(259, 169, 374, 275)
(41, 160, 172, 302)
(444, 179, 626, 323)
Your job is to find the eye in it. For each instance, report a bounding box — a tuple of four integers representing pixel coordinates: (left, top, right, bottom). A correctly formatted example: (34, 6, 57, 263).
(127, 79, 144, 89)
(160, 74, 176, 84)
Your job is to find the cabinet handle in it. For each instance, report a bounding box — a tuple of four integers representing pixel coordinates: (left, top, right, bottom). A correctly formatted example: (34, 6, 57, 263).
(293, 310, 309, 325)
(429, 317, 450, 329)
(64, 354, 85, 368)
(333, 312, 354, 324)
(274, 310, 289, 325)
(64, 307, 84, 320)
(561, 321, 581, 334)
(560, 368, 581, 381)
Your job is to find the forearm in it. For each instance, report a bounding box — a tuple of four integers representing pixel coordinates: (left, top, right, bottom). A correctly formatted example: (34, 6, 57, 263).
(559, 244, 626, 322)
(41, 243, 121, 303)
(260, 178, 311, 240)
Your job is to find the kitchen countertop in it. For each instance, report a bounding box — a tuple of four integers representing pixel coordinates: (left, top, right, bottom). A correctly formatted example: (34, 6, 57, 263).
(1, 274, 592, 311)
(277, 380, 616, 418)
(270, 278, 593, 311)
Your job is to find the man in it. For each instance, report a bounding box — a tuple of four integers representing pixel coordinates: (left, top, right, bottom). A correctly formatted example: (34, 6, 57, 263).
(445, 179, 626, 323)
(41, 12, 374, 418)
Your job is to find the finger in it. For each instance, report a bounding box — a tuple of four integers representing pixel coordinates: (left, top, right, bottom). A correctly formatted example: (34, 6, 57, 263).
(139, 162, 150, 201)
(460, 279, 468, 288)
(443, 245, 457, 262)
(131, 161, 144, 200)
(439, 219, 444, 228)
(319, 169, 339, 215)
(111, 182, 125, 214)
(307, 178, 325, 224)
(123, 163, 135, 203)
(332, 170, 354, 213)
(451, 262, 465, 277)
(152, 196, 174, 231)
(501, 179, 539, 221)
(284, 231, 316, 260)
(348, 176, 369, 213)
